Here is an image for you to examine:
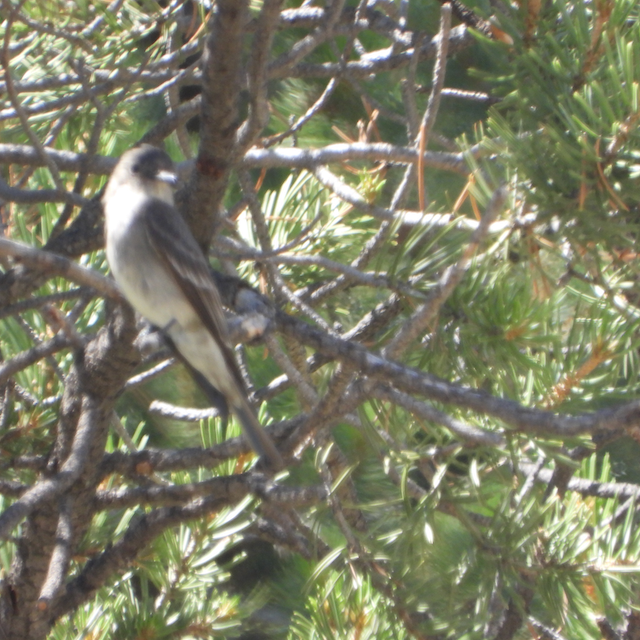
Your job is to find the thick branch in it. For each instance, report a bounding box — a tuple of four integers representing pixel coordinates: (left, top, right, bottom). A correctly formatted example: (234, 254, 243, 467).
(274, 310, 640, 438)
(186, 0, 249, 245)
(0, 237, 120, 300)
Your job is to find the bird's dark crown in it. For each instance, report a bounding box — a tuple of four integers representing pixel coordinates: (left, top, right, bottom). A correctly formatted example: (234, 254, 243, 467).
(128, 145, 175, 180)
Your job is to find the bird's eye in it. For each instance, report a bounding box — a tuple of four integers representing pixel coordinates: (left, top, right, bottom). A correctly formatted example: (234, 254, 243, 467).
(131, 163, 140, 174)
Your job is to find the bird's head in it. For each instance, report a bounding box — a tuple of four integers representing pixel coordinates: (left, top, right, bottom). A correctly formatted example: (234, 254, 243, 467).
(104, 144, 178, 205)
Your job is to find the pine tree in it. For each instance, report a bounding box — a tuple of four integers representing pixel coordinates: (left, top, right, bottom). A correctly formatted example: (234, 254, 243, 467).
(0, 1, 639, 639)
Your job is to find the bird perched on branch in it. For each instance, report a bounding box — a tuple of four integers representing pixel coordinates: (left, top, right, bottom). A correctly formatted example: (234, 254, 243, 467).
(103, 144, 283, 470)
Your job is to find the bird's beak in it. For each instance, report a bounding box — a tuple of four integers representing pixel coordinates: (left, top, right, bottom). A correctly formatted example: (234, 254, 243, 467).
(156, 170, 178, 187)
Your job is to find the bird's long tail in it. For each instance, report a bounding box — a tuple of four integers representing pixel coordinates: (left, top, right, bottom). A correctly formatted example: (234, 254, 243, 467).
(232, 397, 283, 471)
(164, 335, 283, 470)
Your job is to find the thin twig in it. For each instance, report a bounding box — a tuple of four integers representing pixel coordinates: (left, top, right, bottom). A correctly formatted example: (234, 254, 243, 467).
(0, 334, 70, 387)
(369, 383, 506, 447)
(0, 288, 89, 320)
(417, 4, 451, 210)
(264, 333, 318, 407)
(148, 401, 222, 422)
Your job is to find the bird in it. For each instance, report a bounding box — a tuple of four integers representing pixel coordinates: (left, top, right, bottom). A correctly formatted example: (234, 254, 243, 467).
(103, 144, 283, 470)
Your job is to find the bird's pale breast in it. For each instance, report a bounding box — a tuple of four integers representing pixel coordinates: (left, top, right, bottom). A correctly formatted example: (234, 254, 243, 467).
(105, 186, 199, 332)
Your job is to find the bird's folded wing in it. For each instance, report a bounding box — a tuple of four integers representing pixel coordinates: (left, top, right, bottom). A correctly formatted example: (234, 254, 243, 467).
(140, 198, 247, 392)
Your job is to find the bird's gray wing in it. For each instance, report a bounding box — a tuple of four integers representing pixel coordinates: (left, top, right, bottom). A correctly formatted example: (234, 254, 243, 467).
(140, 198, 284, 470)
(140, 198, 247, 392)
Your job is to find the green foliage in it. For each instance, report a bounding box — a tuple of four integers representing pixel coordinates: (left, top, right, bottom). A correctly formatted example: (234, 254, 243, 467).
(3, 0, 640, 638)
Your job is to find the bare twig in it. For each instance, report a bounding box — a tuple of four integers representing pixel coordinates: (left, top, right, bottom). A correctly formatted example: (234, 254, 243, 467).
(237, 0, 286, 149)
(0, 237, 121, 300)
(0, 288, 89, 320)
(148, 401, 222, 422)
(0, 334, 70, 387)
(416, 4, 451, 210)
(369, 383, 506, 447)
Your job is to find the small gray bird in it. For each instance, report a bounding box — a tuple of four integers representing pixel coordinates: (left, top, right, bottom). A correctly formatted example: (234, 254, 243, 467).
(103, 144, 283, 470)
